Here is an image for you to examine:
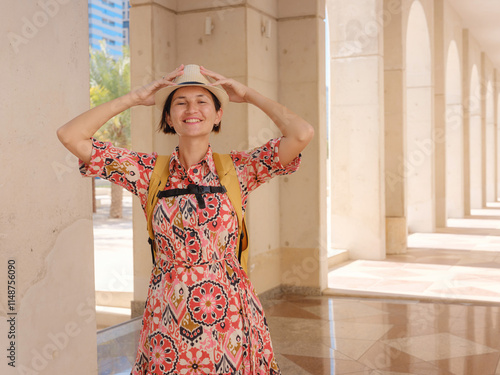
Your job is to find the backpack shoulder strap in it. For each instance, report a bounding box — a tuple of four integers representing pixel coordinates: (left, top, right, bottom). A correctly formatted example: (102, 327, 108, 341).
(146, 155, 171, 264)
(213, 153, 249, 274)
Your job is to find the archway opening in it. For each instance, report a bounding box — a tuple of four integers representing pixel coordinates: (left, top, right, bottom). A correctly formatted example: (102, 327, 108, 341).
(405, 0, 433, 233)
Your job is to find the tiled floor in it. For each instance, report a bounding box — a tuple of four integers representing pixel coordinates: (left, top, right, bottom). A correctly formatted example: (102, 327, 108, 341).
(98, 294, 500, 374)
(96, 200, 500, 374)
(263, 295, 500, 375)
(328, 203, 500, 304)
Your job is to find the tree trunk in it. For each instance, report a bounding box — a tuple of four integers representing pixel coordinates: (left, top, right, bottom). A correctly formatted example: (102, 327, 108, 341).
(109, 183, 123, 218)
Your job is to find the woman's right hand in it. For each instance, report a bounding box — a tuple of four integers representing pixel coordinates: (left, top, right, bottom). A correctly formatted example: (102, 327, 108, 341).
(128, 64, 185, 106)
(57, 65, 185, 163)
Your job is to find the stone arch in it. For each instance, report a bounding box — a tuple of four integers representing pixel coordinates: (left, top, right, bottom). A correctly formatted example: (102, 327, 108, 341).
(498, 93, 500, 200)
(445, 40, 463, 219)
(486, 80, 495, 202)
(405, 0, 434, 232)
(469, 65, 482, 209)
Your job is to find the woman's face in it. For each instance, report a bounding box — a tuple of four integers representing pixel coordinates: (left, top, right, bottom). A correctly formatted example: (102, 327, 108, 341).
(166, 86, 223, 139)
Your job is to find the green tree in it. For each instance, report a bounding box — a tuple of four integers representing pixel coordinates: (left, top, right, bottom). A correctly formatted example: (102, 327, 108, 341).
(90, 42, 131, 218)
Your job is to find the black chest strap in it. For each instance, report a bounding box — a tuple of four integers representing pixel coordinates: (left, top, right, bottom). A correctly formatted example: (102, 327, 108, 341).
(157, 184, 227, 209)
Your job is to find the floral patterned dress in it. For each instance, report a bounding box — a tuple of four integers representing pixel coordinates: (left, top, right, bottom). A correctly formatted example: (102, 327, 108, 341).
(80, 137, 300, 374)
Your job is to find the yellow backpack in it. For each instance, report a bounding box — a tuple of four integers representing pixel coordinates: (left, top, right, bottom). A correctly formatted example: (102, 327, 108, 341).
(145, 153, 249, 273)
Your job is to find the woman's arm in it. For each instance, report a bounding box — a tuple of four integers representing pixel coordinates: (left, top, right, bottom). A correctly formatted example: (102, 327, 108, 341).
(201, 66, 314, 166)
(242, 89, 314, 166)
(57, 65, 184, 164)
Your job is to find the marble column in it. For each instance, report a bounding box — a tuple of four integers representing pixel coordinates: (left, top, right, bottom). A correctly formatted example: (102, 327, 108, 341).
(445, 41, 465, 219)
(0, 0, 97, 373)
(129, 0, 178, 317)
(328, 0, 386, 260)
(405, 0, 435, 233)
(129, 0, 327, 298)
(483, 58, 496, 204)
(496, 71, 500, 201)
(384, 0, 407, 254)
(434, 0, 447, 227)
(462, 29, 472, 215)
(279, 0, 327, 293)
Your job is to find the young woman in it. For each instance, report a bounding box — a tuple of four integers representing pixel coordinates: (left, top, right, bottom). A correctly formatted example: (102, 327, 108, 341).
(57, 64, 313, 374)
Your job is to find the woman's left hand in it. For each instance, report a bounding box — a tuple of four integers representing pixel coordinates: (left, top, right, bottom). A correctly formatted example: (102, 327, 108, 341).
(200, 66, 250, 103)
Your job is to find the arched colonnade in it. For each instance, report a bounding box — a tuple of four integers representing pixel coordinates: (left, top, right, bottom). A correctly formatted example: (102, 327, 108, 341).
(123, 0, 500, 309)
(328, 0, 500, 261)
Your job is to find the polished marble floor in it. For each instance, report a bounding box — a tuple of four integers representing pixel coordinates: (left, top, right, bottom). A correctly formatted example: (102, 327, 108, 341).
(97, 294, 500, 374)
(96, 202, 500, 374)
(328, 203, 500, 304)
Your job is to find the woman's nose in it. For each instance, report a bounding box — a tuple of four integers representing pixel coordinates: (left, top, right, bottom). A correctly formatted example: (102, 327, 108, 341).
(185, 102, 198, 113)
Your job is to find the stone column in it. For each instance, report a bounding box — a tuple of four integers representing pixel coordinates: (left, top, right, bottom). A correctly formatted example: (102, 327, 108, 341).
(328, 0, 386, 260)
(484, 58, 496, 204)
(469, 101, 482, 209)
(495, 71, 500, 201)
(462, 30, 483, 212)
(405, 0, 435, 233)
(384, 0, 407, 254)
(173, 1, 283, 293)
(465, 34, 483, 211)
(434, 0, 447, 227)
(129, 0, 178, 317)
(462, 29, 472, 215)
(481, 53, 488, 207)
(0, 1, 97, 374)
(130, 0, 326, 297)
(443, 3, 465, 219)
(279, 0, 328, 293)
(486, 87, 496, 204)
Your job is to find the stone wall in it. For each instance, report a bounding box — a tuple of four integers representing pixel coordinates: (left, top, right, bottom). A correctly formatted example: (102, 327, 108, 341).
(0, 0, 97, 374)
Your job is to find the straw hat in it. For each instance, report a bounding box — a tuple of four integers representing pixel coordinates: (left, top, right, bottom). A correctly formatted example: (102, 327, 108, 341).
(154, 64, 229, 110)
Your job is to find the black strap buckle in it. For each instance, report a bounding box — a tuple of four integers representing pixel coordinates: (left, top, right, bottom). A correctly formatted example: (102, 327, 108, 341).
(156, 185, 227, 209)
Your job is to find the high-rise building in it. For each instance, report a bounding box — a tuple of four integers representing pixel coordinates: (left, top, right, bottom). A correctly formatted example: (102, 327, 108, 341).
(122, 0, 130, 47)
(88, 0, 124, 57)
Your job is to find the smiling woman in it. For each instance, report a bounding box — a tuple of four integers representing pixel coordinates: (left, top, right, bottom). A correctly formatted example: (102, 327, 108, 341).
(56, 64, 313, 374)
(162, 86, 223, 137)
(159, 86, 223, 134)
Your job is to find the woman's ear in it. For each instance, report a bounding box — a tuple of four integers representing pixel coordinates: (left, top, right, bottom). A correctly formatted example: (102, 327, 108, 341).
(215, 108, 223, 125)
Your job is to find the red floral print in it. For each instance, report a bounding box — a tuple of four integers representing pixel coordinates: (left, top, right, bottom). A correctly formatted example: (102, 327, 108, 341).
(80, 137, 300, 374)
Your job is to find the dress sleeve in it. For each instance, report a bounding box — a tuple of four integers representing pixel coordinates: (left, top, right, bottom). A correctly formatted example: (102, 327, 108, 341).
(79, 138, 157, 209)
(230, 137, 301, 209)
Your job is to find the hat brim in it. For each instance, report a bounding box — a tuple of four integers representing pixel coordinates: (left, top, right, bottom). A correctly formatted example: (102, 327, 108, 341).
(154, 82, 229, 111)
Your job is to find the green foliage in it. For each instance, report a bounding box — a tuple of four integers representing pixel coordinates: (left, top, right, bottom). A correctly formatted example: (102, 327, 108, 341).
(90, 41, 131, 148)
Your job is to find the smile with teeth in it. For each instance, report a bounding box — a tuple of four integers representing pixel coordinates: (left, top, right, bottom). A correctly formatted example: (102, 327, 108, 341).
(184, 118, 202, 123)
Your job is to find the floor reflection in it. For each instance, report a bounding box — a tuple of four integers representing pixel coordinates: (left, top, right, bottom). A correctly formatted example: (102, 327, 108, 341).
(328, 204, 500, 304)
(98, 294, 500, 374)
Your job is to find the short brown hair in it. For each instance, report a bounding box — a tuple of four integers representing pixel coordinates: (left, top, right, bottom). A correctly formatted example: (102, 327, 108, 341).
(158, 88, 222, 134)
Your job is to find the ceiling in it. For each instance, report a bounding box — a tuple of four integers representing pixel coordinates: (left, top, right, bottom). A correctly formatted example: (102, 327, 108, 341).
(448, 0, 500, 69)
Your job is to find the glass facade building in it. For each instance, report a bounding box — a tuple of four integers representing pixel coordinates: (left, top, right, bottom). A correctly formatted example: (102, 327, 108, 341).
(89, 0, 129, 57)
